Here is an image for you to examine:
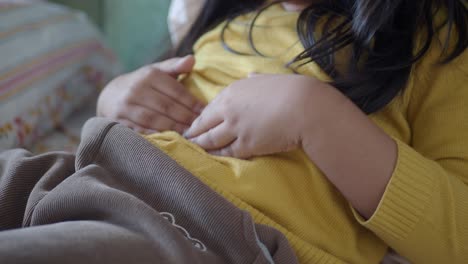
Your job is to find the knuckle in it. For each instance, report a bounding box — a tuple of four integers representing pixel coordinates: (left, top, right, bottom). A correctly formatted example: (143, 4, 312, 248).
(239, 134, 249, 145)
(220, 98, 235, 113)
(153, 117, 174, 132)
(121, 90, 135, 105)
(151, 119, 164, 130)
(171, 85, 184, 96)
(228, 115, 240, 127)
(221, 95, 231, 106)
(134, 66, 151, 80)
(112, 105, 131, 120)
(173, 123, 186, 134)
(219, 101, 229, 113)
(136, 110, 153, 125)
(166, 102, 177, 114)
(205, 132, 217, 147)
(184, 112, 196, 124)
(141, 65, 156, 76)
(127, 83, 146, 96)
(182, 94, 196, 107)
(167, 122, 177, 130)
(128, 78, 143, 89)
(161, 101, 174, 114)
(168, 121, 178, 131)
(112, 109, 125, 120)
(140, 66, 160, 81)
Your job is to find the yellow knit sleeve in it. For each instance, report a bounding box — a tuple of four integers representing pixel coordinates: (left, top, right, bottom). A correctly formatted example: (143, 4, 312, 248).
(353, 48, 468, 263)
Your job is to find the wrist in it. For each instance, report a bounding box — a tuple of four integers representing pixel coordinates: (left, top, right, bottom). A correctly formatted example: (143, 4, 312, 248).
(298, 83, 398, 217)
(298, 81, 351, 156)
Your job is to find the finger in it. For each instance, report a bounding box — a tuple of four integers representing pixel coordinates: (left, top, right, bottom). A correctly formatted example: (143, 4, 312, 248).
(116, 119, 159, 135)
(209, 140, 250, 159)
(147, 71, 205, 114)
(151, 90, 201, 125)
(190, 122, 236, 151)
(125, 105, 189, 134)
(151, 55, 195, 78)
(193, 103, 205, 114)
(133, 86, 200, 125)
(184, 105, 224, 139)
(151, 115, 189, 134)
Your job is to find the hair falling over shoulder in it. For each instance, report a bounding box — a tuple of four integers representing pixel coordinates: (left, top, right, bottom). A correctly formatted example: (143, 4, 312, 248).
(175, 0, 468, 114)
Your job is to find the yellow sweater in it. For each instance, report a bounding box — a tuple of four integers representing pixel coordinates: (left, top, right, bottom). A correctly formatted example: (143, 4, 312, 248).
(145, 4, 468, 264)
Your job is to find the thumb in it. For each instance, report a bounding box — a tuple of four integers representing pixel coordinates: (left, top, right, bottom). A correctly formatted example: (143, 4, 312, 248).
(152, 55, 195, 77)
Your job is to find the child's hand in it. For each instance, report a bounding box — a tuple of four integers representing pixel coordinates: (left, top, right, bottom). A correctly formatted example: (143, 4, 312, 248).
(184, 74, 342, 159)
(97, 55, 205, 134)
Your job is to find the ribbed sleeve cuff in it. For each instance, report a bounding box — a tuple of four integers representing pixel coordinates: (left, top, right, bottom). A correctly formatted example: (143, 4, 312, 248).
(352, 138, 436, 241)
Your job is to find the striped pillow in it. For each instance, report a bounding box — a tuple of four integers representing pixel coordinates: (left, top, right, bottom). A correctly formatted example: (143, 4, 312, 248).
(0, 2, 120, 150)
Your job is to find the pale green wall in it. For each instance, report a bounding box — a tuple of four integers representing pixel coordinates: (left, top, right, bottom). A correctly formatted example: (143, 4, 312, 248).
(104, 0, 171, 71)
(51, 0, 171, 71)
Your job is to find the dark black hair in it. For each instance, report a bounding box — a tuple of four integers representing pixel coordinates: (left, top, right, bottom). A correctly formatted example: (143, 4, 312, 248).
(175, 0, 468, 114)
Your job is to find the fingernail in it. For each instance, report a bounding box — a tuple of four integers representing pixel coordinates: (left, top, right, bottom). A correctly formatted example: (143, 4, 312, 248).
(183, 129, 190, 138)
(176, 58, 187, 67)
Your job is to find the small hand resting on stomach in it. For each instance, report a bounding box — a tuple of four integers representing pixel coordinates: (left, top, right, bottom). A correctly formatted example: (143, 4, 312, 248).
(97, 55, 205, 134)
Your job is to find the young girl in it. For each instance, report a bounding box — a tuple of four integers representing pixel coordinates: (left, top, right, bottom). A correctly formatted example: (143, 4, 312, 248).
(97, 0, 468, 263)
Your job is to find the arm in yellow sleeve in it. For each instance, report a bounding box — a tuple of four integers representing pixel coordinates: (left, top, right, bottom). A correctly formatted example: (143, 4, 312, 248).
(354, 50, 468, 264)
